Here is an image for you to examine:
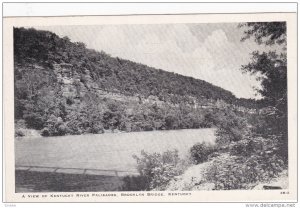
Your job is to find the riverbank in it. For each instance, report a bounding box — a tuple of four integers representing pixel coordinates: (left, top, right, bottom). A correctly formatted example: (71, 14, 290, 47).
(15, 170, 123, 192)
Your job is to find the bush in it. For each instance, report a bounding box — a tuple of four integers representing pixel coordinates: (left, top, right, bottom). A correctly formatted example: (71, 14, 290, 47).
(189, 142, 216, 164)
(23, 112, 45, 130)
(229, 138, 253, 157)
(164, 114, 180, 130)
(229, 136, 280, 157)
(90, 121, 104, 134)
(15, 129, 25, 137)
(66, 97, 74, 105)
(57, 123, 69, 135)
(43, 115, 69, 136)
(204, 151, 285, 190)
(132, 149, 183, 190)
(208, 121, 286, 190)
(15, 119, 26, 129)
(204, 154, 246, 190)
(213, 107, 252, 147)
(41, 127, 50, 136)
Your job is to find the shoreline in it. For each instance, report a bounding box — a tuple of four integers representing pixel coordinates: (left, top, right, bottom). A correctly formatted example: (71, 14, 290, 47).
(15, 127, 217, 140)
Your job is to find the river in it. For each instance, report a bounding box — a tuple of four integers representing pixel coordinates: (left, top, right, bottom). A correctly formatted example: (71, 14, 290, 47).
(15, 128, 216, 173)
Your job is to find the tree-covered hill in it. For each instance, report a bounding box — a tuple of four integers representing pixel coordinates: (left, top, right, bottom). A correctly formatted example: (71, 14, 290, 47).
(14, 27, 253, 136)
(14, 27, 236, 102)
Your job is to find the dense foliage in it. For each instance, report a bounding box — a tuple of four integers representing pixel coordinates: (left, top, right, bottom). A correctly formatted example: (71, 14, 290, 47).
(239, 22, 288, 161)
(14, 27, 236, 100)
(189, 142, 216, 164)
(14, 27, 249, 136)
(205, 106, 285, 189)
(125, 150, 185, 191)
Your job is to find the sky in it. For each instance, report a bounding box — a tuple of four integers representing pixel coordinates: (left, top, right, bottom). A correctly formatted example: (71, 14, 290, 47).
(32, 23, 278, 99)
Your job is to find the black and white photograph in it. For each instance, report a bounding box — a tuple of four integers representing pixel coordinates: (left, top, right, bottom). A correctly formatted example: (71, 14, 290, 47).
(3, 9, 297, 203)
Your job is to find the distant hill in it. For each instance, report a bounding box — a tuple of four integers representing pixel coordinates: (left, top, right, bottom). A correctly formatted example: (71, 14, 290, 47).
(13, 27, 256, 136)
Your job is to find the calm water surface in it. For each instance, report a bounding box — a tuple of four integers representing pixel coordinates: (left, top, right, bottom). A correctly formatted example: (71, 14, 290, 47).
(15, 128, 216, 172)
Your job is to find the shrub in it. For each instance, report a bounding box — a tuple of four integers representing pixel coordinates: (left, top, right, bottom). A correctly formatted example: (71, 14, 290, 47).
(189, 142, 216, 164)
(15, 119, 26, 129)
(164, 114, 180, 130)
(90, 121, 104, 134)
(57, 123, 69, 135)
(66, 119, 82, 135)
(41, 127, 50, 136)
(209, 121, 286, 190)
(229, 138, 253, 157)
(214, 107, 252, 147)
(66, 97, 74, 105)
(204, 154, 245, 190)
(132, 149, 183, 190)
(204, 151, 285, 190)
(23, 111, 45, 130)
(229, 136, 280, 157)
(43, 115, 69, 136)
(15, 129, 25, 137)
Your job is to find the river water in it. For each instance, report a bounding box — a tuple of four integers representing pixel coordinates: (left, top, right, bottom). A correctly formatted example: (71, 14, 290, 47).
(15, 128, 216, 172)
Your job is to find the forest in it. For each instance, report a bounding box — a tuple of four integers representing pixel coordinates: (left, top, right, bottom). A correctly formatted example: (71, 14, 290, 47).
(14, 27, 260, 137)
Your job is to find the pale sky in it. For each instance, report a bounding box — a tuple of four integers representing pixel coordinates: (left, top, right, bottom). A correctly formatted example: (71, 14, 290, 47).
(32, 23, 279, 99)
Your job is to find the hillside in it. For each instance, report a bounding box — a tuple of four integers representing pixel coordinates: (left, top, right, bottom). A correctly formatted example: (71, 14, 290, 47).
(14, 27, 248, 136)
(13, 22, 289, 194)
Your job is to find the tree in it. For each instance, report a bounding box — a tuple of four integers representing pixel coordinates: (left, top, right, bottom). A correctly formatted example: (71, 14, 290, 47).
(239, 22, 286, 46)
(239, 22, 288, 160)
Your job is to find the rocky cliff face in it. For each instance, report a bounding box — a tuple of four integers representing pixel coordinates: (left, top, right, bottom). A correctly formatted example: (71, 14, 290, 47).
(53, 63, 87, 99)
(52, 62, 168, 106)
